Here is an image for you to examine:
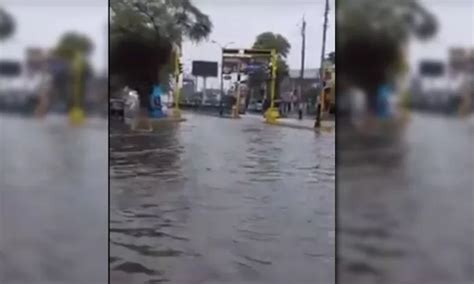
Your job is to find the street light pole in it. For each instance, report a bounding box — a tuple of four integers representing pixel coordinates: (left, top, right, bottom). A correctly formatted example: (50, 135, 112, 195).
(219, 51, 225, 115)
(211, 40, 234, 116)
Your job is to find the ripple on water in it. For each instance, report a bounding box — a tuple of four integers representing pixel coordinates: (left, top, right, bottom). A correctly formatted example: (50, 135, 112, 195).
(110, 115, 335, 283)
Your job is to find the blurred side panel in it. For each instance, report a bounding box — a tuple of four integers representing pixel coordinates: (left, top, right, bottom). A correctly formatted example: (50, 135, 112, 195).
(337, 0, 474, 283)
(0, 0, 108, 283)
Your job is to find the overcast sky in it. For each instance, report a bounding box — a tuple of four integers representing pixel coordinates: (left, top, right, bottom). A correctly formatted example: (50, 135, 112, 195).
(409, 0, 474, 67)
(0, 0, 472, 83)
(0, 0, 108, 72)
(183, 0, 336, 69)
(183, 0, 335, 88)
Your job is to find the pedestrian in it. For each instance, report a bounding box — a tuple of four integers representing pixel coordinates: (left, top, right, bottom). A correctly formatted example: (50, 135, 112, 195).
(298, 99, 303, 120)
(262, 97, 270, 117)
(292, 89, 298, 113)
(376, 83, 392, 119)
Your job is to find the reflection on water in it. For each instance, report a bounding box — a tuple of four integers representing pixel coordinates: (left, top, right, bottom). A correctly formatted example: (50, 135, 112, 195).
(0, 114, 108, 284)
(110, 113, 335, 284)
(339, 113, 474, 284)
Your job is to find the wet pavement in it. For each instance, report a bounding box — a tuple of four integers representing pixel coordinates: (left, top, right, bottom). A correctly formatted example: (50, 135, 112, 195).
(110, 113, 335, 284)
(0, 114, 108, 284)
(338, 112, 474, 284)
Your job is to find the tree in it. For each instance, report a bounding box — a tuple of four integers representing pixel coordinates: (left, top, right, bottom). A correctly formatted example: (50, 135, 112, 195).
(338, 0, 437, 113)
(50, 32, 94, 106)
(249, 32, 291, 100)
(54, 32, 94, 61)
(0, 7, 15, 41)
(110, 0, 212, 107)
(111, 0, 212, 45)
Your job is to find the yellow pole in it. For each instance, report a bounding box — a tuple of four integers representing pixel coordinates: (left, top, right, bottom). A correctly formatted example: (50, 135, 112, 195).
(270, 49, 277, 109)
(69, 52, 85, 126)
(265, 49, 279, 123)
(234, 61, 242, 118)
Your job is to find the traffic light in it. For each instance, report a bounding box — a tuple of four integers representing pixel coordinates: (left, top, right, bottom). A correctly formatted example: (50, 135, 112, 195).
(265, 62, 272, 79)
(178, 61, 183, 74)
(222, 48, 240, 55)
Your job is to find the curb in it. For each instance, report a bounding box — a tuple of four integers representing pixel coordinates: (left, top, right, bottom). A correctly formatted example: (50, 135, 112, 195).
(266, 120, 335, 132)
(150, 117, 187, 124)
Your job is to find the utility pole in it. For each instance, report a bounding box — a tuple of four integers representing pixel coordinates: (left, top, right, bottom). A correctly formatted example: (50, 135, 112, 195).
(220, 51, 224, 115)
(300, 15, 306, 80)
(211, 40, 234, 116)
(315, 0, 329, 128)
(298, 15, 306, 119)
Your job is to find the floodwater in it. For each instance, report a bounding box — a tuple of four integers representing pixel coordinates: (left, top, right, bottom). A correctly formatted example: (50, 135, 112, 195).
(338, 113, 474, 284)
(0, 114, 108, 284)
(110, 113, 335, 284)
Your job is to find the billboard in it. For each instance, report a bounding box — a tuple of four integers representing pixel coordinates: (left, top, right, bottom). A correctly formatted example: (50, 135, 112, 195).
(192, 61, 218, 77)
(0, 60, 21, 76)
(419, 60, 445, 77)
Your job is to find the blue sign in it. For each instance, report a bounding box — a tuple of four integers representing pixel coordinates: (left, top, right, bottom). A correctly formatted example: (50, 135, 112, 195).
(149, 85, 167, 118)
(245, 64, 265, 74)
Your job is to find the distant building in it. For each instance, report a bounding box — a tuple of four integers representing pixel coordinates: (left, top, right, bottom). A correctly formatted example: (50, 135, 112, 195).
(280, 68, 321, 101)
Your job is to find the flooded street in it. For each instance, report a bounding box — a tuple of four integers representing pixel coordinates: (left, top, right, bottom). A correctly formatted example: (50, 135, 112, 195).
(0, 114, 108, 284)
(110, 113, 335, 284)
(339, 113, 474, 284)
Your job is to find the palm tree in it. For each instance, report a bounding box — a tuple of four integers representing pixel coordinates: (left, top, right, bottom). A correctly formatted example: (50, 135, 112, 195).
(110, 0, 213, 109)
(249, 32, 291, 101)
(338, 0, 438, 114)
(0, 7, 15, 41)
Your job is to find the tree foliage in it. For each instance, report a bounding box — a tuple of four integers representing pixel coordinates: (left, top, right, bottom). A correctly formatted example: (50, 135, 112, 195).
(252, 32, 290, 78)
(249, 32, 291, 99)
(338, 0, 438, 111)
(111, 0, 212, 45)
(0, 7, 15, 41)
(110, 0, 213, 105)
(54, 32, 94, 61)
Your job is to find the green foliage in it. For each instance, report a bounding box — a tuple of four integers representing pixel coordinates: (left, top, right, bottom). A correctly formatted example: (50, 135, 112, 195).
(54, 32, 94, 61)
(249, 32, 291, 99)
(338, 0, 437, 43)
(110, 0, 212, 45)
(252, 32, 290, 78)
(253, 32, 291, 57)
(110, 0, 212, 100)
(338, 0, 437, 97)
(0, 7, 15, 41)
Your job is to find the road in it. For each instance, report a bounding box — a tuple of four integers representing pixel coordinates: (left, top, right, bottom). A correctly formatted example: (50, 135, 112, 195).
(338, 112, 474, 284)
(110, 113, 335, 284)
(0, 114, 108, 284)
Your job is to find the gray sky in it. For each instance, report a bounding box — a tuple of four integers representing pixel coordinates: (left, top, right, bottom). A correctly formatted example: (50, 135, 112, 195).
(408, 0, 474, 67)
(0, 0, 108, 72)
(0, 0, 471, 81)
(183, 0, 336, 89)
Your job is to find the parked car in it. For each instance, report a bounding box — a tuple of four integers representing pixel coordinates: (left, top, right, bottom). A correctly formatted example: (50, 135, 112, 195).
(0, 60, 43, 114)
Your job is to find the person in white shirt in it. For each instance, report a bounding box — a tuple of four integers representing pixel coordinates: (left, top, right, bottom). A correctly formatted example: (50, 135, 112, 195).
(33, 63, 53, 118)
